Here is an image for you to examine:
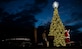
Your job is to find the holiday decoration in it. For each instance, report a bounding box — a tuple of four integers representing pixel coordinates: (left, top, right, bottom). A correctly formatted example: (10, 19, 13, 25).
(48, 1, 66, 47)
(65, 29, 70, 44)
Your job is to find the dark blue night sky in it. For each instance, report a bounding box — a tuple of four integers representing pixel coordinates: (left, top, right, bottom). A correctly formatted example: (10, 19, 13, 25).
(0, 0, 82, 32)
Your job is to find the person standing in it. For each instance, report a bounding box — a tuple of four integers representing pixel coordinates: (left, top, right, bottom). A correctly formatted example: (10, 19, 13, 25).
(42, 30, 49, 47)
(65, 29, 70, 44)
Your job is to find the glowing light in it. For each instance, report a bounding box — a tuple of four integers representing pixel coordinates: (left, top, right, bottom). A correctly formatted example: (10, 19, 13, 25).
(53, 1, 59, 8)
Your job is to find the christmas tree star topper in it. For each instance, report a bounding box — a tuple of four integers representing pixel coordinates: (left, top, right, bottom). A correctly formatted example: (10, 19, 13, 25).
(53, 1, 59, 8)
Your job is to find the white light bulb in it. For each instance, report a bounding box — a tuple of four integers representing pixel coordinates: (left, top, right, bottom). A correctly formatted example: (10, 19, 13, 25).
(53, 1, 59, 8)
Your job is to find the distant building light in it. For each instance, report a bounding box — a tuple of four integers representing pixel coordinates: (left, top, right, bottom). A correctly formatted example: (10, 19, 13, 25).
(5, 38, 31, 41)
(2, 40, 4, 42)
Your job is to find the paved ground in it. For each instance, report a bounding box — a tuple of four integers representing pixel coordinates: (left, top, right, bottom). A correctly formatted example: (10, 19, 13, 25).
(35, 48, 82, 49)
(34, 47, 82, 49)
(2, 47, 82, 49)
(1, 45, 82, 49)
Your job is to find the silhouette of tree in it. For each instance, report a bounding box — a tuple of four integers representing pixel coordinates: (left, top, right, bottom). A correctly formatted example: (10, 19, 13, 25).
(0, 8, 37, 42)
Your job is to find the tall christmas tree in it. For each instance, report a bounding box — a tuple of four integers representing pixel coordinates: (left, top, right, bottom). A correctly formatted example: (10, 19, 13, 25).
(48, 1, 66, 47)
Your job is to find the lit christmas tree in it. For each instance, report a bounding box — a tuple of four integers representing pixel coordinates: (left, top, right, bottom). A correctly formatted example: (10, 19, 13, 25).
(48, 1, 66, 47)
